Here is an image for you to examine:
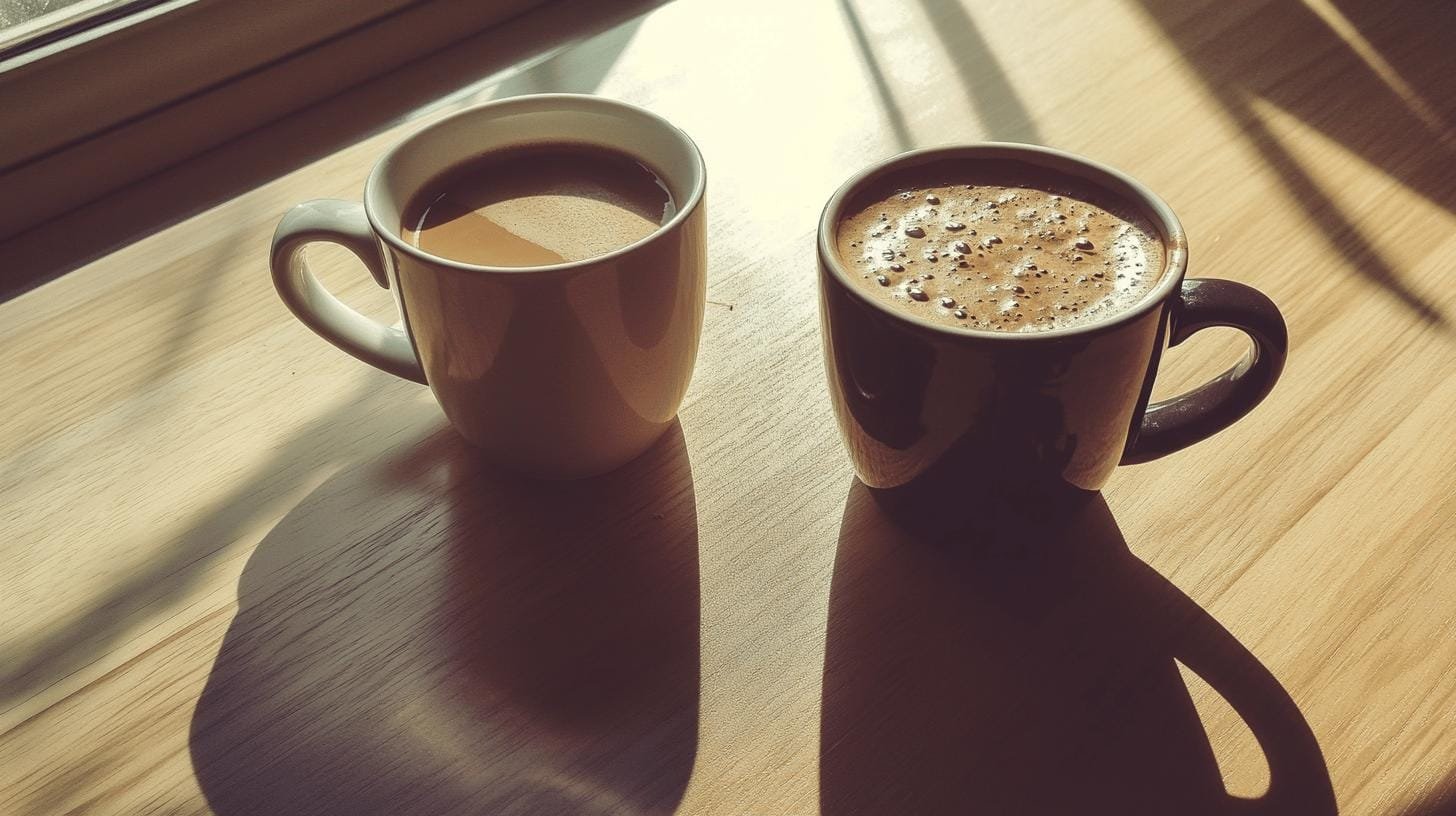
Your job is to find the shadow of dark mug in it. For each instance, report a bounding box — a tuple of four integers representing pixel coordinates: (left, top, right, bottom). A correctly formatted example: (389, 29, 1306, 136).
(817, 144, 1288, 515)
(820, 482, 1336, 815)
(189, 422, 700, 815)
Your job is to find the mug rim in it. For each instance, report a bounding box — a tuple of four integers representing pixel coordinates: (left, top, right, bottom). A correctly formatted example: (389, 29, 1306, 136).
(363, 93, 707, 276)
(817, 143, 1190, 342)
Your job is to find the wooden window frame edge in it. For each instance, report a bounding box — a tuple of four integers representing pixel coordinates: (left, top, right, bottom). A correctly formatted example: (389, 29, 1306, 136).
(0, 0, 553, 242)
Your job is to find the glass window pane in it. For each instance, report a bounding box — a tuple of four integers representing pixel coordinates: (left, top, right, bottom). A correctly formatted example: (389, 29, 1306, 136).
(0, 0, 162, 57)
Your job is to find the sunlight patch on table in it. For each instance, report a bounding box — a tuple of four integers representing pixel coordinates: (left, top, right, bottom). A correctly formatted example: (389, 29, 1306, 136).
(1178, 659, 1271, 800)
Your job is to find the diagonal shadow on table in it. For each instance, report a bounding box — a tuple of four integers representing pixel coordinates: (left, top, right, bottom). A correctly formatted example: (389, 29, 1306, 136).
(837, 0, 1041, 150)
(911, 0, 1041, 144)
(189, 422, 700, 816)
(820, 482, 1337, 815)
(836, 0, 914, 151)
(1131, 0, 1454, 327)
(1406, 778, 1456, 816)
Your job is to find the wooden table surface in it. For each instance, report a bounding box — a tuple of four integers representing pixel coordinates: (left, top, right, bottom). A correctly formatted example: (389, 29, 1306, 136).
(4, 0, 1456, 813)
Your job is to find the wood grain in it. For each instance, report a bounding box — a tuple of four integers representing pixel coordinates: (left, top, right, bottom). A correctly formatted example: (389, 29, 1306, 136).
(3, 0, 1455, 813)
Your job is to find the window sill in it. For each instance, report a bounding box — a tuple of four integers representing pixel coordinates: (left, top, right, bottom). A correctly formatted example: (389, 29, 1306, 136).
(0, 0, 553, 241)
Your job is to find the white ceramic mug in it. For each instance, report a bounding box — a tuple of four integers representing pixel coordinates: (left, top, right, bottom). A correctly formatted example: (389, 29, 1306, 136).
(270, 94, 707, 478)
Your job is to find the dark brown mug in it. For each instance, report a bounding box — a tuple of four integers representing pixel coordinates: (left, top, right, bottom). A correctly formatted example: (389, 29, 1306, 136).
(817, 144, 1287, 505)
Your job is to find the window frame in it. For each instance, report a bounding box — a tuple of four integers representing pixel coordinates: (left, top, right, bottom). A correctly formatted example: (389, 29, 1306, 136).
(0, 0, 550, 241)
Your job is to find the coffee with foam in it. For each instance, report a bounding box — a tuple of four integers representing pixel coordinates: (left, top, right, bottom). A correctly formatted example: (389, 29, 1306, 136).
(835, 165, 1165, 332)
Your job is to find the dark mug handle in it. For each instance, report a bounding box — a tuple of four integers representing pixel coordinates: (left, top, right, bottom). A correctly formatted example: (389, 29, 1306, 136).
(1122, 278, 1288, 464)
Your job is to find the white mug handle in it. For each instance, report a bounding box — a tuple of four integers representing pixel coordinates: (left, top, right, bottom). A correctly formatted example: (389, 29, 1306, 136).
(269, 199, 426, 383)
